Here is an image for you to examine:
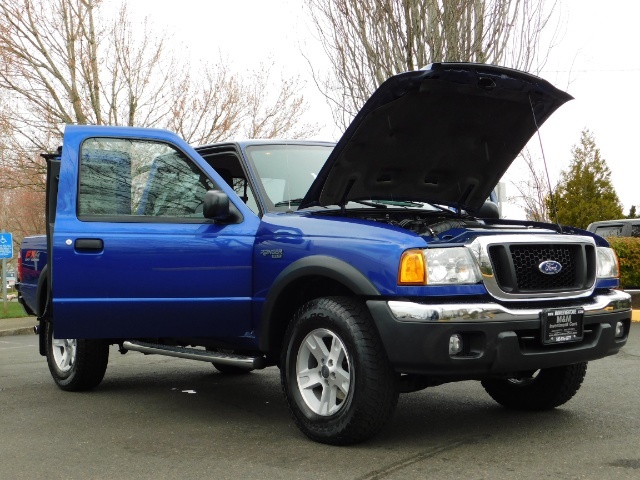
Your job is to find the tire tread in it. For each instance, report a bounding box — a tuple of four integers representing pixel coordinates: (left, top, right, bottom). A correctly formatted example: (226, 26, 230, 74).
(281, 296, 398, 445)
(46, 322, 109, 392)
(481, 362, 587, 411)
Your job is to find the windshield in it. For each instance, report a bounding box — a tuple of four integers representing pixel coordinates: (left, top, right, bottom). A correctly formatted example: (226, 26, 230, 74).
(245, 144, 332, 212)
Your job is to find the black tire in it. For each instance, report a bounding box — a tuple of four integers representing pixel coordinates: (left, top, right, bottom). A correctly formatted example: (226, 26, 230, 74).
(212, 363, 253, 375)
(45, 321, 109, 392)
(481, 362, 588, 411)
(280, 297, 398, 445)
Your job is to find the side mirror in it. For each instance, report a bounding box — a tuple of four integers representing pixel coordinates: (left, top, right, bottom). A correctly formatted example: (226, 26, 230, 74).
(203, 190, 230, 220)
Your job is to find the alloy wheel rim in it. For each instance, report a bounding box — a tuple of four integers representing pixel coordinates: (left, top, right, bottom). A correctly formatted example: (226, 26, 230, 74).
(52, 337, 77, 373)
(296, 328, 352, 416)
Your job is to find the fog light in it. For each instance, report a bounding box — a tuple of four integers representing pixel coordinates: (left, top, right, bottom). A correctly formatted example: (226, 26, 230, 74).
(449, 334, 463, 355)
(615, 321, 625, 338)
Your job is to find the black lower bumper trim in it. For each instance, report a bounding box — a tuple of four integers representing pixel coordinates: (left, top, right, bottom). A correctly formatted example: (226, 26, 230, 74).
(367, 300, 630, 378)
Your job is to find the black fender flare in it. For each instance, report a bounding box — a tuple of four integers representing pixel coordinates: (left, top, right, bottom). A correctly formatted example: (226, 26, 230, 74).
(258, 255, 380, 352)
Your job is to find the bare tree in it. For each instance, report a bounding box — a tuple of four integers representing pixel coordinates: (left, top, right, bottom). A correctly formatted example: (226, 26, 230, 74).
(168, 63, 246, 145)
(306, 0, 559, 128)
(0, 188, 46, 239)
(0, 0, 318, 191)
(0, 0, 179, 189)
(242, 68, 318, 140)
(168, 62, 318, 145)
(508, 148, 552, 222)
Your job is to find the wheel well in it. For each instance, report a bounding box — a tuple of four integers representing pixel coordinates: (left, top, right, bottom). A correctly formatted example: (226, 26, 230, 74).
(37, 279, 49, 318)
(266, 275, 354, 357)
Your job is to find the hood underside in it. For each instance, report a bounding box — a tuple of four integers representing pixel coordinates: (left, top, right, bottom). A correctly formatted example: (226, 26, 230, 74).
(299, 63, 572, 212)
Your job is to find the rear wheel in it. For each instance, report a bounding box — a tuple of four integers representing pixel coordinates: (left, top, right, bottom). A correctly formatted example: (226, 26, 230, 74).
(281, 297, 398, 445)
(481, 362, 588, 411)
(208, 348, 254, 374)
(45, 321, 109, 391)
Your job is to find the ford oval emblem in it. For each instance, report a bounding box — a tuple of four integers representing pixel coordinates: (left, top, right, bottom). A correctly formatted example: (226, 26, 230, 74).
(539, 260, 562, 275)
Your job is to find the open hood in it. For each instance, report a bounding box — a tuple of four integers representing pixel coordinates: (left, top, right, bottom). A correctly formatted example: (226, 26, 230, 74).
(299, 63, 572, 212)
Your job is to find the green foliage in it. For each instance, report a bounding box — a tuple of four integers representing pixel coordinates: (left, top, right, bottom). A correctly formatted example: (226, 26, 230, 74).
(552, 129, 623, 229)
(627, 205, 637, 219)
(608, 237, 640, 288)
(0, 301, 29, 319)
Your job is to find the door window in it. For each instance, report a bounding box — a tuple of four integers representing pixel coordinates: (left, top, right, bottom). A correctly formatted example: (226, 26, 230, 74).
(78, 138, 216, 220)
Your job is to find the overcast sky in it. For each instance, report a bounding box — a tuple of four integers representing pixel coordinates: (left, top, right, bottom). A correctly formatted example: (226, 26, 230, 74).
(129, 0, 639, 218)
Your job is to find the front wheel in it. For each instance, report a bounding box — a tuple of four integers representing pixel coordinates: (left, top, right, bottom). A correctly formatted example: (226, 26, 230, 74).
(280, 297, 398, 445)
(45, 321, 109, 391)
(481, 362, 588, 411)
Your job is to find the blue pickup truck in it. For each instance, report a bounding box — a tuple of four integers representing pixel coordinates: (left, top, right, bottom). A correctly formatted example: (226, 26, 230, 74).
(17, 63, 631, 445)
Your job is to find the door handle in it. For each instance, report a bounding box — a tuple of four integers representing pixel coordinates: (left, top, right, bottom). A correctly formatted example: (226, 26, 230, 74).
(74, 238, 104, 252)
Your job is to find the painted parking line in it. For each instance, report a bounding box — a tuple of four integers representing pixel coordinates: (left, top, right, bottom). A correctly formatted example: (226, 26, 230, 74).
(0, 339, 36, 349)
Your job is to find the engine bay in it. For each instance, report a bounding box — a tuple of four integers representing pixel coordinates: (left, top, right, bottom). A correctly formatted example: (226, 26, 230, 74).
(323, 209, 487, 237)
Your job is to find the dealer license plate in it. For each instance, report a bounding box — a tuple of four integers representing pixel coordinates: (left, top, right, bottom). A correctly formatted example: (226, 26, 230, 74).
(541, 308, 584, 345)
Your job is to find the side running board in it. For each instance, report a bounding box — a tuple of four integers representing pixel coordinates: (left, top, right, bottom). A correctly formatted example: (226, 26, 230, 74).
(122, 341, 267, 370)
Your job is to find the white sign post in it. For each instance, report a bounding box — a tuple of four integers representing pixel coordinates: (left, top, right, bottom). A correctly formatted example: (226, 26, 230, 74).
(0, 230, 13, 316)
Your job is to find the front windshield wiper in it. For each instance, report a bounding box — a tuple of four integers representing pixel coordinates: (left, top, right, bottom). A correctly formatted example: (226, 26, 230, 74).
(349, 200, 388, 208)
(274, 198, 305, 207)
(295, 199, 389, 211)
(350, 199, 437, 209)
(375, 200, 424, 207)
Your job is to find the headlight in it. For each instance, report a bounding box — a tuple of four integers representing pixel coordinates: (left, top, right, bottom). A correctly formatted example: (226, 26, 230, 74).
(399, 248, 482, 285)
(596, 247, 619, 278)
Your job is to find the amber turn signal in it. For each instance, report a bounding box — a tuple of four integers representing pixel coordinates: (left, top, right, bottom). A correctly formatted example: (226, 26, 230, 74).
(398, 249, 426, 285)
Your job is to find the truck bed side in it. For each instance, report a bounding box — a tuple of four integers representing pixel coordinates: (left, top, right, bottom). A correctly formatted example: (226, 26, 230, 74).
(17, 234, 47, 316)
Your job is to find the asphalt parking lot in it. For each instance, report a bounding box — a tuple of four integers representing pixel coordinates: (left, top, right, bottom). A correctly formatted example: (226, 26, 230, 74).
(1, 327, 638, 480)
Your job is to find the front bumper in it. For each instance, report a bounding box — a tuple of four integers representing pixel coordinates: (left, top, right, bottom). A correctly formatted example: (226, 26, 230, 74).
(367, 290, 631, 378)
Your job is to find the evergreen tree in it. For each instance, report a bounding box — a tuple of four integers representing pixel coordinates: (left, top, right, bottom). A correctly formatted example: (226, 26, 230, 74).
(553, 130, 623, 229)
(627, 205, 637, 219)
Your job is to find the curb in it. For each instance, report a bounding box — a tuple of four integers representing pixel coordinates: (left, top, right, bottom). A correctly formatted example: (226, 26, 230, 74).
(0, 327, 34, 337)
